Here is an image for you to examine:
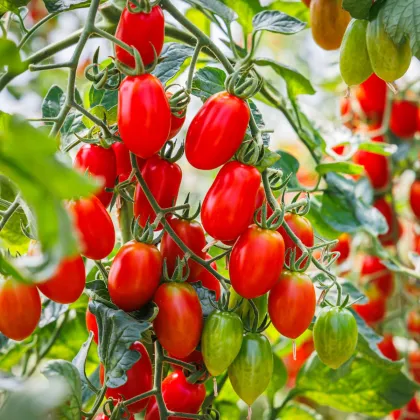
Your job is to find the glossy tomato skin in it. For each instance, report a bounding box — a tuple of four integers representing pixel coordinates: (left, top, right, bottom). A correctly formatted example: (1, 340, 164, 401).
(134, 155, 182, 228)
(390, 100, 418, 139)
(86, 305, 99, 345)
(374, 197, 403, 246)
(202, 162, 261, 242)
(410, 180, 420, 219)
(333, 233, 351, 263)
(100, 342, 153, 413)
(0, 279, 41, 341)
(391, 397, 420, 420)
(160, 218, 206, 281)
(153, 282, 203, 358)
(38, 255, 85, 304)
(355, 74, 387, 120)
(360, 255, 394, 298)
(111, 142, 145, 182)
(353, 296, 386, 325)
(268, 270, 316, 339)
(228, 333, 273, 405)
(185, 91, 250, 170)
(202, 310, 243, 376)
(378, 334, 399, 361)
(115, 6, 164, 68)
(193, 254, 221, 300)
(95, 415, 134, 420)
(74, 144, 117, 208)
(230, 225, 285, 299)
(313, 307, 358, 369)
(407, 310, 420, 340)
(108, 241, 162, 312)
(118, 74, 171, 159)
(145, 371, 206, 420)
(166, 92, 186, 140)
(69, 196, 115, 260)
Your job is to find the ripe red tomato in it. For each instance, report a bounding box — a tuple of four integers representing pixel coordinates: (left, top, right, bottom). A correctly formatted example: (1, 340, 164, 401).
(353, 296, 386, 325)
(95, 415, 134, 420)
(390, 100, 418, 139)
(166, 92, 186, 140)
(74, 144, 117, 208)
(115, 6, 164, 68)
(100, 342, 153, 413)
(355, 74, 387, 120)
(360, 255, 394, 298)
(407, 310, 420, 340)
(145, 371, 206, 420)
(111, 142, 145, 182)
(230, 224, 285, 299)
(268, 270, 316, 339)
(86, 305, 99, 345)
(193, 254, 221, 301)
(0, 279, 41, 341)
(409, 350, 420, 383)
(160, 218, 206, 281)
(134, 155, 182, 228)
(283, 336, 314, 387)
(410, 179, 420, 219)
(153, 282, 203, 358)
(69, 196, 115, 260)
(108, 241, 162, 312)
(391, 397, 420, 420)
(185, 91, 250, 170)
(378, 334, 399, 361)
(38, 255, 85, 304)
(373, 197, 403, 246)
(332, 233, 351, 263)
(201, 161, 261, 242)
(118, 74, 171, 159)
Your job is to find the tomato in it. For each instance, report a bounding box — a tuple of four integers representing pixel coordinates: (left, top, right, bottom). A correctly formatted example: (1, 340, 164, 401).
(100, 341, 153, 413)
(134, 155, 182, 228)
(355, 74, 387, 120)
(268, 270, 316, 339)
(69, 195, 115, 260)
(202, 162, 261, 242)
(410, 179, 420, 219)
(166, 92, 186, 140)
(390, 100, 418, 139)
(185, 91, 250, 170)
(374, 197, 403, 246)
(115, 6, 164, 68)
(86, 305, 99, 345)
(74, 144, 117, 208)
(313, 306, 358, 369)
(407, 310, 420, 340)
(409, 350, 420, 383)
(193, 254, 221, 301)
(38, 255, 85, 304)
(168, 350, 204, 372)
(145, 371, 206, 420)
(360, 255, 394, 298)
(160, 218, 206, 281)
(0, 279, 41, 341)
(111, 142, 145, 182)
(118, 74, 171, 159)
(302, 0, 311, 6)
(378, 334, 399, 361)
(353, 296, 386, 325)
(283, 336, 314, 387)
(153, 282, 203, 358)
(202, 310, 243, 376)
(229, 288, 268, 328)
(228, 332, 273, 405)
(95, 415, 134, 420)
(108, 240, 162, 312)
(332, 233, 351, 263)
(392, 397, 420, 420)
(278, 213, 314, 266)
(230, 225, 285, 299)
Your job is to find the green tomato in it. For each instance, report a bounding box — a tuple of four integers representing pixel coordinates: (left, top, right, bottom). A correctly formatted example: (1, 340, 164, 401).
(229, 288, 268, 328)
(313, 306, 358, 369)
(228, 332, 273, 405)
(201, 310, 243, 376)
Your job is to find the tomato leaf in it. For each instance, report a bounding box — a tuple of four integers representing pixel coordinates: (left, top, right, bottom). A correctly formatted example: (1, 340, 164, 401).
(72, 333, 96, 400)
(185, 0, 237, 22)
(0, 332, 8, 350)
(342, 0, 371, 20)
(38, 300, 68, 328)
(306, 196, 342, 239)
(192, 66, 226, 101)
(0, 38, 26, 74)
(255, 148, 280, 172)
(191, 281, 218, 317)
(221, 0, 262, 33)
(249, 100, 270, 145)
(42, 0, 92, 12)
(270, 150, 300, 189)
(252, 10, 306, 35)
(268, 1, 310, 24)
(266, 353, 287, 404)
(280, 402, 323, 419)
(316, 162, 364, 176)
(0, 0, 29, 14)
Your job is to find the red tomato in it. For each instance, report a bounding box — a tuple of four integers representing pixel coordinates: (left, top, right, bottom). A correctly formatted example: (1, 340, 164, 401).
(332, 233, 351, 263)
(134, 155, 182, 228)
(86, 305, 99, 345)
(38, 255, 85, 304)
(168, 350, 204, 371)
(160, 218, 206, 281)
(111, 142, 145, 182)
(230, 224, 285, 299)
(100, 342, 153, 413)
(95, 415, 134, 420)
(410, 179, 420, 219)
(145, 371, 206, 420)
(390, 100, 418, 139)
(166, 92, 186, 140)
(409, 350, 420, 383)
(118, 74, 171, 159)
(268, 270, 316, 339)
(69, 196, 115, 260)
(185, 91, 250, 170)
(360, 255, 394, 298)
(74, 144, 117, 208)
(392, 397, 420, 420)
(355, 74, 387, 120)
(193, 254, 221, 301)
(115, 6, 164, 68)
(283, 336, 314, 387)
(407, 310, 420, 340)
(353, 296, 386, 325)
(0, 279, 41, 341)
(374, 197, 403, 246)
(153, 282, 203, 358)
(201, 161, 261, 242)
(377, 334, 399, 361)
(108, 241, 162, 312)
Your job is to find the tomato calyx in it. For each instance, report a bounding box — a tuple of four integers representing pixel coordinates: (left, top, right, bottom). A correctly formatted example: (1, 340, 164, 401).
(162, 255, 190, 283)
(241, 299, 271, 334)
(131, 218, 160, 244)
(114, 41, 158, 77)
(235, 139, 264, 166)
(225, 66, 261, 100)
(166, 85, 190, 118)
(126, 0, 160, 14)
(255, 201, 284, 230)
(171, 193, 201, 222)
(159, 140, 184, 164)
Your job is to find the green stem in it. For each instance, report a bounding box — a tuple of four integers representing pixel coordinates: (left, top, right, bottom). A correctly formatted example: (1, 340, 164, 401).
(117, 195, 134, 244)
(18, 12, 61, 49)
(154, 341, 169, 419)
(163, 356, 197, 372)
(95, 261, 109, 282)
(186, 42, 202, 93)
(0, 194, 20, 231)
(122, 389, 158, 408)
(84, 384, 108, 419)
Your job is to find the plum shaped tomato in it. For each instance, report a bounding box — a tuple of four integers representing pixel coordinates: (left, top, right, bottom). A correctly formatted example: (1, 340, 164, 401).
(38, 255, 85, 304)
(166, 91, 186, 140)
(201, 161, 261, 242)
(390, 100, 418, 139)
(118, 74, 171, 159)
(100, 342, 153, 413)
(360, 255, 394, 299)
(373, 197, 402, 246)
(134, 155, 182, 228)
(185, 91, 250, 170)
(115, 6, 164, 68)
(69, 195, 115, 260)
(353, 296, 386, 325)
(153, 282, 203, 358)
(355, 74, 387, 119)
(410, 179, 420, 220)
(108, 240, 162, 312)
(407, 310, 420, 340)
(86, 303, 99, 345)
(268, 270, 316, 339)
(230, 224, 285, 299)
(0, 278, 41, 341)
(111, 142, 145, 183)
(332, 233, 351, 263)
(193, 254, 221, 300)
(378, 334, 399, 361)
(74, 144, 117, 208)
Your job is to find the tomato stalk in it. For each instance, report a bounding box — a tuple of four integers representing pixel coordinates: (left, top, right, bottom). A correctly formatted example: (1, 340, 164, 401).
(0, 193, 21, 232)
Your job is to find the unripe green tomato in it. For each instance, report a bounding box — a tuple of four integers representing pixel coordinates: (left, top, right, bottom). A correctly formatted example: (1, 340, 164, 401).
(201, 310, 243, 376)
(340, 19, 372, 86)
(228, 332, 273, 405)
(229, 288, 268, 328)
(313, 306, 358, 369)
(366, 9, 412, 82)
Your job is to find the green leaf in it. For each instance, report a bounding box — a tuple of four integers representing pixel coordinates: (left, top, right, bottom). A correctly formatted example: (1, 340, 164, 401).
(0, 332, 8, 349)
(249, 100, 270, 145)
(81, 105, 108, 129)
(42, 360, 82, 419)
(191, 281, 217, 317)
(255, 148, 280, 172)
(42, 0, 91, 13)
(185, 0, 237, 22)
(269, 1, 310, 23)
(306, 196, 341, 240)
(0, 0, 29, 14)
(72, 334, 96, 399)
(0, 38, 26, 73)
(358, 141, 397, 156)
(270, 150, 300, 189)
(39, 300, 68, 328)
(185, 8, 211, 35)
(266, 353, 287, 404)
(42, 85, 64, 118)
(221, 0, 262, 33)
(278, 402, 323, 420)
(316, 162, 364, 176)
(252, 10, 306, 35)
(192, 66, 226, 101)
(342, 0, 371, 19)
